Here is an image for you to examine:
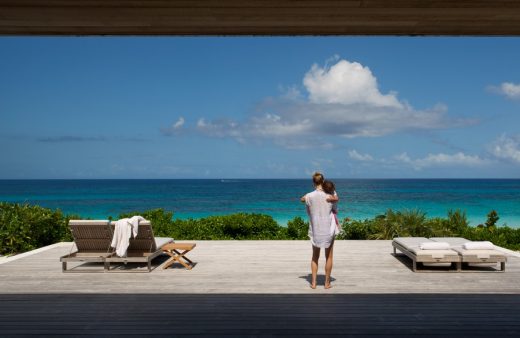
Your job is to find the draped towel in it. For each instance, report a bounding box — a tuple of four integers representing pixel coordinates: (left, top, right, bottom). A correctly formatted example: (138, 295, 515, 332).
(111, 216, 147, 257)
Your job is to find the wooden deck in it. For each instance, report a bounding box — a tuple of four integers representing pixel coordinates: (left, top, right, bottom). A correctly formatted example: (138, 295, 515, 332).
(1, 240, 519, 336)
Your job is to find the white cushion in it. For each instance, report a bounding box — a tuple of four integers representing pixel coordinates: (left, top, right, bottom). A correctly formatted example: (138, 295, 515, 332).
(155, 237, 174, 249)
(463, 241, 494, 250)
(420, 242, 450, 250)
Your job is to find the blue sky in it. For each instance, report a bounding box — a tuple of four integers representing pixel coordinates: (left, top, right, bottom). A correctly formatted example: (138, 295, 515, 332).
(1, 37, 520, 179)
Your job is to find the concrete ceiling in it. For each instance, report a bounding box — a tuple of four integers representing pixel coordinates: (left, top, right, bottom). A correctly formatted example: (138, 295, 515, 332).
(1, 0, 520, 36)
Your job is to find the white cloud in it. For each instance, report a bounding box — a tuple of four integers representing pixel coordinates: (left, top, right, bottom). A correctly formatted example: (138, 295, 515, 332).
(492, 82, 520, 100)
(161, 116, 186, 136)
(395, 152, 488, 170)
(279, 85, 303, 100)
(348, 149, 374, 162)
(191, 57, 474, 148)
(490, 134, 520, 163)
(303, 59, 402, 108)
(173, 117, 185, 129)
(310, 158, 334, 170)
(196, 118, 244, 142)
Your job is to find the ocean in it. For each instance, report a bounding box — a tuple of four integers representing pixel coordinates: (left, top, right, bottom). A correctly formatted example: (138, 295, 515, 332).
(1, 179, 519, 227)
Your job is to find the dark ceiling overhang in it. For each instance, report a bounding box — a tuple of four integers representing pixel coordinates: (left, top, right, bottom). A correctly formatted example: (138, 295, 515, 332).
(1, 0, 520, 36)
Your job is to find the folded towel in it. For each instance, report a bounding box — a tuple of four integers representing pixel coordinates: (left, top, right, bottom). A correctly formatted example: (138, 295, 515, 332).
(462, 241, 494, 250)
(420, 242, 450, 250)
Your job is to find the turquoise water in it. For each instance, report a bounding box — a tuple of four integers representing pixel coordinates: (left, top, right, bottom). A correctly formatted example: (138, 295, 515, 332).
(1, 179, 519, 227)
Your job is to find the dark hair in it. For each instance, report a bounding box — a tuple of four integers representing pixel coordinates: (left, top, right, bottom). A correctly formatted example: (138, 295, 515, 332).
(312, 172, 324, 186)
(322, 180, 335, 195)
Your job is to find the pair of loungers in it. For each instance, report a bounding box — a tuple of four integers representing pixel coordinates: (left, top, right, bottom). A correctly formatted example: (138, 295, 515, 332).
(392, 237, 507, 272)
(60, 220, 173, 272)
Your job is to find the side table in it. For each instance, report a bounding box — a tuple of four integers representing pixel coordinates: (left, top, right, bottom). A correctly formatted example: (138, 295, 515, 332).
(162, 242, 196, 270)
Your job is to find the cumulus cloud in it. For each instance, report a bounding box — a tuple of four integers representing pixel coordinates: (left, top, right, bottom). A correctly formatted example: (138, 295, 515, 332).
(490, 134, 520, 163)
(161, 117, 185, 136)
(304, 59, 402, 108)
(490, 82, 520, 100)
(185, 57, 474, 148)
(348, 149, 374, 162)
(395, 152, 488, 170)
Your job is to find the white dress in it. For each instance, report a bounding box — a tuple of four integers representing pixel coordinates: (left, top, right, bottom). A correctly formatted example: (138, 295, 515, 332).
(305, 189, 335, 248)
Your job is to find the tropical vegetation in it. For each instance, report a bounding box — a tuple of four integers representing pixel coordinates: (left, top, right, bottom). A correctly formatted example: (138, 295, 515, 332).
(1, 202, 519, 255)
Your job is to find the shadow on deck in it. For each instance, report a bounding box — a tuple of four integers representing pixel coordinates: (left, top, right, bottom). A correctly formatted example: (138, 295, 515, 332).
(1, 293, 519, 336)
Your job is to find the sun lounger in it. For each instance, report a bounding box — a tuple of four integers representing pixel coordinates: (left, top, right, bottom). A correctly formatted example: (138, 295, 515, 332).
(392, 237, 461, 272)
(60, 219, 174, 272)
(431, 237, 507, 272)
(60, 220, 114, 272)
(104, 220, 173, 272)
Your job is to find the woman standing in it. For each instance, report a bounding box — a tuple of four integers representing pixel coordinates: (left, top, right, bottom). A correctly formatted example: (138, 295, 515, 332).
(300, 172, 338, 289)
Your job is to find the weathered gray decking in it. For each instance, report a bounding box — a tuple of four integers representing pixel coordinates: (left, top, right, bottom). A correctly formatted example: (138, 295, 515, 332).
(1, 240, 519, 336)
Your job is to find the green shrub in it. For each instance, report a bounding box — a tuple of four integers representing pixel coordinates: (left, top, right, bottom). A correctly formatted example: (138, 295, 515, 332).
(339, 219, 372, 239)
(286, 217, 309, 240)
(119, 208, 173, 237)
(119, 210, 283, 240)
(445, 209, 469, 235)
(334, 208, 519, 247)
(0, 202, 71, 255)
(371, 210, 405, 239)
(170, 213, 282, 240)
(485, 210, 500, 229)
(398, 209, 429, 237)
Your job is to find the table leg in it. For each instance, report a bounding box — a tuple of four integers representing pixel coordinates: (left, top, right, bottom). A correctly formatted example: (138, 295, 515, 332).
(162, 249, 194, 270)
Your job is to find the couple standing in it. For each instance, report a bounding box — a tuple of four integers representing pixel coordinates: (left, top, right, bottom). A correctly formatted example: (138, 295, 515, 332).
(300, 172, 340, 289)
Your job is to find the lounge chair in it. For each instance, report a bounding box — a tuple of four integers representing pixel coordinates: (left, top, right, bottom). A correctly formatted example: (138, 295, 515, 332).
(431, 237, 507, 272)
(392, 237, 461, 272)
(60, 220, 114, 272)
(60, 220, 174, 272)
(104, 220, 173, 272)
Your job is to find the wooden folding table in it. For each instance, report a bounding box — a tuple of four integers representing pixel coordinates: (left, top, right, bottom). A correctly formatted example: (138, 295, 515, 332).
(162, 243, 196, 270)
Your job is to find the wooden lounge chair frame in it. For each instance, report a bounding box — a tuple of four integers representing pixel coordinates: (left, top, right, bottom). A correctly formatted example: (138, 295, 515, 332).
(60, 220, 114, 273)
(392, 237, 461, 272)
(60, 220, 173, 273)
(431, 237, 507, 272)
(104, 221, 173, 272)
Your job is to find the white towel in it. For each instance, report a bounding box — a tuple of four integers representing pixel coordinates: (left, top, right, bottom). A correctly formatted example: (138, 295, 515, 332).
(419, 242, 450, 250)
(463, 241, 494, 250)
(127, 215, 145, 238)
(110, 216, 147, 257)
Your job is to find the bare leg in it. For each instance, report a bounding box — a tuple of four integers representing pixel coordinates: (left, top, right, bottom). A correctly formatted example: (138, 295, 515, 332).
(311, 246, 320, 289)
(324, 241, 334, 289)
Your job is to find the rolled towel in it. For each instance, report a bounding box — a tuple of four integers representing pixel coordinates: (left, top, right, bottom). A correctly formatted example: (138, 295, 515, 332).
(420, 242, 450, 250)
(462, 241, 494, 250)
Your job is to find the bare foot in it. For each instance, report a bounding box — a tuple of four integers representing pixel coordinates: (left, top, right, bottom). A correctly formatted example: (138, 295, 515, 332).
(324, 284, 332, 289)
(310, 282, 317, 289)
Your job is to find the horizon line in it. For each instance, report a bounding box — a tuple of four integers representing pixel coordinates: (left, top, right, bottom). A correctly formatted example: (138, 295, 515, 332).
(1, 177, 520, 181)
